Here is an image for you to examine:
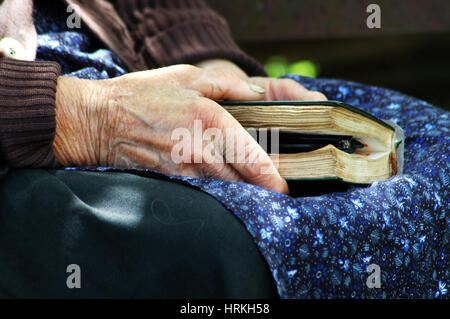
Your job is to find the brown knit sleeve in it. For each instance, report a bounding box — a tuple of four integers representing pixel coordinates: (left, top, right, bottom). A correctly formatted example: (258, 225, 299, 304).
(112, 0, 267, 76)
(0, 57, 61, 168)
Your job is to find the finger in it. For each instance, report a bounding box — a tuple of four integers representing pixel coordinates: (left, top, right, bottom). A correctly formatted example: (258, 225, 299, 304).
(107, 139, 244, 184)
(249, 77, 327, 101)
(214, 105, 289, 194)
(231, 132, 289, 194)
(191, 69, 267, 101)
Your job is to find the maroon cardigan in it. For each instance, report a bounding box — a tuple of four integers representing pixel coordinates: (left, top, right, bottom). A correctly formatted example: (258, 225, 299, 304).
(0, 0, 265, 168)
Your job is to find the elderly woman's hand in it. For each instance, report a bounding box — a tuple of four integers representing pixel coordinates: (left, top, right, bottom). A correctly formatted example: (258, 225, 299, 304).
(196, 59, 328, 101)
(53, 65, 289, 194)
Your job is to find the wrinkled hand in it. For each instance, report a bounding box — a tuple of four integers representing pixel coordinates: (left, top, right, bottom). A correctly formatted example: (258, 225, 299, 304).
(54, 65, 289, 194)
(196, 59, 328, 101)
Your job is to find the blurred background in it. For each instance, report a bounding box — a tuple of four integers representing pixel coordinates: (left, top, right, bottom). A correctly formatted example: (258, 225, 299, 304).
(209, 0, 450, 110)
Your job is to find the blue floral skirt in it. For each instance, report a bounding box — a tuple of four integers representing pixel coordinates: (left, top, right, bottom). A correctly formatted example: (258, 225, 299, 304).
(34, 4, 448, 299)
(71, 75, 449, 299)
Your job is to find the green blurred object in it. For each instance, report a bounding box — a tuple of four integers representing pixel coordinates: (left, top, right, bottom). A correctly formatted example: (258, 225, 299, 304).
(264, 55, 288, 78)
(288, 60, 318, 78)
(264, 55, 319, 78)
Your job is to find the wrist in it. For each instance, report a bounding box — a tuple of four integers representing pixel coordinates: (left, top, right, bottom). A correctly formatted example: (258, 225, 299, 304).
(53, 76, 105, 167)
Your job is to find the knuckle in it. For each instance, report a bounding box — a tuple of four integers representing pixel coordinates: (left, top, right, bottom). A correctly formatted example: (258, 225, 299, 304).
(169, 64, 200, 77)
(208, 81, 225, 98)
(191, 100, 220, 129)
(212, 71, 239, 96)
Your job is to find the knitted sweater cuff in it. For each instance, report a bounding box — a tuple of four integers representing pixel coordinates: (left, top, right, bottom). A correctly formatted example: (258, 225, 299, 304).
(0, 58, 61, 168)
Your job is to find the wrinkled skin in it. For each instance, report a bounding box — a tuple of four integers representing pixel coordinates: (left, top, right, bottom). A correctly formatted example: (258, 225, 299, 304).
(54, 61, 327, 194)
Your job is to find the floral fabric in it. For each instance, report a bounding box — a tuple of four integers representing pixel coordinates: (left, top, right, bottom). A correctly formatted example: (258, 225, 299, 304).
(35, 1, 449, 299)
(34, 0, 127, 78)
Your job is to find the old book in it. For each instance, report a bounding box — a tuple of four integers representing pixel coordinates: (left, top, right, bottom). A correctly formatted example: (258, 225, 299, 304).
(220, 100, 404, 184)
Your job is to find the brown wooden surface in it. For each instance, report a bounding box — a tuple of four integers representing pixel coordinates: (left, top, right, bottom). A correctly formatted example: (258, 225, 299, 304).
(209, 0, 450, 41)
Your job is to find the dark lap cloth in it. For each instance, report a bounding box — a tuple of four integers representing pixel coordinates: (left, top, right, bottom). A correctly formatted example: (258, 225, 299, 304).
(0, 169, 277, 298)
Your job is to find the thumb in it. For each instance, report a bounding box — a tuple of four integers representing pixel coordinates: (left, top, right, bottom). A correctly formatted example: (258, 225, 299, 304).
(192, 69, 267, 101)
(249, 77, 328, 101)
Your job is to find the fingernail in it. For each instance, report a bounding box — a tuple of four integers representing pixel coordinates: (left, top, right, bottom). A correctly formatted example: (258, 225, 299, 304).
(249, 83, 266, 94)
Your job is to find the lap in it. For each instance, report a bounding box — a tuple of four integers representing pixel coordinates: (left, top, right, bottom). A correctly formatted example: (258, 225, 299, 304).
(0, 169, 276, 298)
